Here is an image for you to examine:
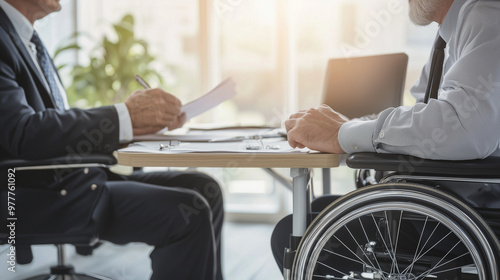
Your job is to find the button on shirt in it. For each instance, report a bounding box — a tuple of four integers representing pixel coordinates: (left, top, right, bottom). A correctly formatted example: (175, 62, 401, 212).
(338, 0, 500, 160)
(0, 0, 133, 143)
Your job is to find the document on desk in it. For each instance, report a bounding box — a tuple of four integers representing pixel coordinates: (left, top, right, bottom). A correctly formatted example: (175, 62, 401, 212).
(119, 139, 310, 154)
(133, 127, 284, 142)
(183, 78, 236, 120)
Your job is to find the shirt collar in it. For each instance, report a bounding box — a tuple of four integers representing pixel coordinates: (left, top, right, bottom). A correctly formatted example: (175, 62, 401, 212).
(0, 0, 35, 42)
(440, 0, 467, 42)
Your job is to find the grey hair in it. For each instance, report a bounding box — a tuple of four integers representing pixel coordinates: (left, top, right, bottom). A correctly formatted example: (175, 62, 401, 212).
(409, 0, 441, 26)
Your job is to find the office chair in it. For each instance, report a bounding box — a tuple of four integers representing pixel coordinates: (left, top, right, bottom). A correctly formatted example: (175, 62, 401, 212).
(0, 154, 116, 280)
(290, 152, 500, 280)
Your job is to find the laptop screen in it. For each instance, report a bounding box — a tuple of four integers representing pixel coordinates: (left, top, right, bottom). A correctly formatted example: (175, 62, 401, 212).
(321, 53, 408, 119)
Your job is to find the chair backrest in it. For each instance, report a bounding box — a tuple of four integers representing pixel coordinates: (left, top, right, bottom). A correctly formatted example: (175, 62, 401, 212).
(321, 53, 408, 119)
(0, 154, 116, 263)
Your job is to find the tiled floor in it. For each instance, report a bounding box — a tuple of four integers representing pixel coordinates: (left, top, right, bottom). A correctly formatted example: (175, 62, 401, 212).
(0, 222, 283, 280)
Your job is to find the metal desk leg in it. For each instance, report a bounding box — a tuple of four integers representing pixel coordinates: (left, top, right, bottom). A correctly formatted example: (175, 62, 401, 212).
(291, 168, 310, 236)
(322, 168, 331, 194)
(284, 168, 311, 279)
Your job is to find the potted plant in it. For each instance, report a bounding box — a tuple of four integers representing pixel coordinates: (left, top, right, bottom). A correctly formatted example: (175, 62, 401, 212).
(55, 14, 167, 108)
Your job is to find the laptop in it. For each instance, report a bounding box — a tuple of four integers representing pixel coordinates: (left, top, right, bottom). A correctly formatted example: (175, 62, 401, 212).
(321, 53, 408, 119)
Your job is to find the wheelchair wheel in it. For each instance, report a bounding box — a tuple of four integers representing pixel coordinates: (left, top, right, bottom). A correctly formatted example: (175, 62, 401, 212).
(292, 183, 500, 280)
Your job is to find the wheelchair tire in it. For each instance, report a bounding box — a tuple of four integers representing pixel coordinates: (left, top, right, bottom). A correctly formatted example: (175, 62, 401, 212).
(292, 183, 500, 280)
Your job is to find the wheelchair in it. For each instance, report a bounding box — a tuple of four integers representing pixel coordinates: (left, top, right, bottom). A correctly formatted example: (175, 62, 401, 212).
(291, 152, 500, 280)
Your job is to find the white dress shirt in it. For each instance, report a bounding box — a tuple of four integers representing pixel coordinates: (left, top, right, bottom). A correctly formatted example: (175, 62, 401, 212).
(339, 0, 500, 160)
(0, 0, 133, 143)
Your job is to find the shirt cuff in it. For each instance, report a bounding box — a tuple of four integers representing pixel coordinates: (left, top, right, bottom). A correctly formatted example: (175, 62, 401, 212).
(114, 103, 133, 143)
(338, 120, 377, 154)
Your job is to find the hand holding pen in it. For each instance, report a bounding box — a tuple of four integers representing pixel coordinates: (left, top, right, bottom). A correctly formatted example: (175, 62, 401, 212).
(134, 74, 152, 89)
(123, 75, 186, 136)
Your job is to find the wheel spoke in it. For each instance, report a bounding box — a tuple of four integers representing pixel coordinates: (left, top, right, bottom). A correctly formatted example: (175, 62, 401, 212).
(415, 221, 441, 260)
(330, 234, 372, 269)
(417, 230, 453, 263)
(383, 210, 402, 274)
(384, 211, 397, 275)
(407, 216, 429, 275)
(419, 239, 464, 277)
(317, 261, 352, 278)
(358, 217, 384, 274)
(312, 274, 345, 279)
(422, 263, 476, 278)
(343, 224, 385, 277)
(417, 251, 472, 279)
(371, 213, 398, 267)
(328, 233, 391, 279)
(402, 221, 442, 274)
(322, 248, 371, 267)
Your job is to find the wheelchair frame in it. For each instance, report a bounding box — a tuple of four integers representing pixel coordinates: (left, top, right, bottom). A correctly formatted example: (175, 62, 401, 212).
(288, 153, 500, 280)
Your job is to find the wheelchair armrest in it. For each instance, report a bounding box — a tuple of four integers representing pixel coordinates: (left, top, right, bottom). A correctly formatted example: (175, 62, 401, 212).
(346, 152, 500, 177)
(0, 154, 117, 171)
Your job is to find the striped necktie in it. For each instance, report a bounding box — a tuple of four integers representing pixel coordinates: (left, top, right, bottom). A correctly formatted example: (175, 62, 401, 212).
(30, 31, 66, 111)
(424, 34, 447, 103)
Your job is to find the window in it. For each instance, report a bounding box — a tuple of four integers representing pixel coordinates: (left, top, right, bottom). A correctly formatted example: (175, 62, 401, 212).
(49, 0, 439, 120)
(76, 0, 202, 102)
(216, 0, 283, 125)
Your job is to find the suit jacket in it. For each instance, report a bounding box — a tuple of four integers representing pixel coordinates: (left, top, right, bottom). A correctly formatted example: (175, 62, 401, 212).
(0, 7, 117, 236)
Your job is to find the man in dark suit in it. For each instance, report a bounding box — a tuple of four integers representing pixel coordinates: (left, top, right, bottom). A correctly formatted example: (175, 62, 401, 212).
(0, 0, 224, 279)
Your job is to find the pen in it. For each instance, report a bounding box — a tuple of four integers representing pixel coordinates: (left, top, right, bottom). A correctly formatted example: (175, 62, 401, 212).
(209, 134, 285, 143)
(135, 74, 151, 89)
(209, 136, 246, 143)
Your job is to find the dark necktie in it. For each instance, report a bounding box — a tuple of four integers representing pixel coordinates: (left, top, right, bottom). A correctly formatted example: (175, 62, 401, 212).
(424, 34, 447, 103)
(30, 31, 66, 111)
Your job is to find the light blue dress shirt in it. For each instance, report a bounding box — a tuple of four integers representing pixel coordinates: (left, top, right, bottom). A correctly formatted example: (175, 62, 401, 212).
(339, 0, 500, 160)
(0, 0, 133, 143)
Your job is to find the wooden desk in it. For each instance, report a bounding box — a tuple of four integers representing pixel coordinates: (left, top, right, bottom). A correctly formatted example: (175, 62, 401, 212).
(117, 149, 340, 242)
(118, 151, 340, 168)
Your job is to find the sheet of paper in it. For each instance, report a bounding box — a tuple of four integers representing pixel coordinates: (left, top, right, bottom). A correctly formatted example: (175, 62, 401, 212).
(119, 139, 310, 154)
(183, 78, 236, 120)
(133, 127, 283, 142)
(156, 78, 236, 134)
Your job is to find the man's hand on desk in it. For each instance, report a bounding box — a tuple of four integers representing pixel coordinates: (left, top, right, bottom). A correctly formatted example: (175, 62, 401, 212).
(125, 88, 186, 135)
(285, 104, 348, 154)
